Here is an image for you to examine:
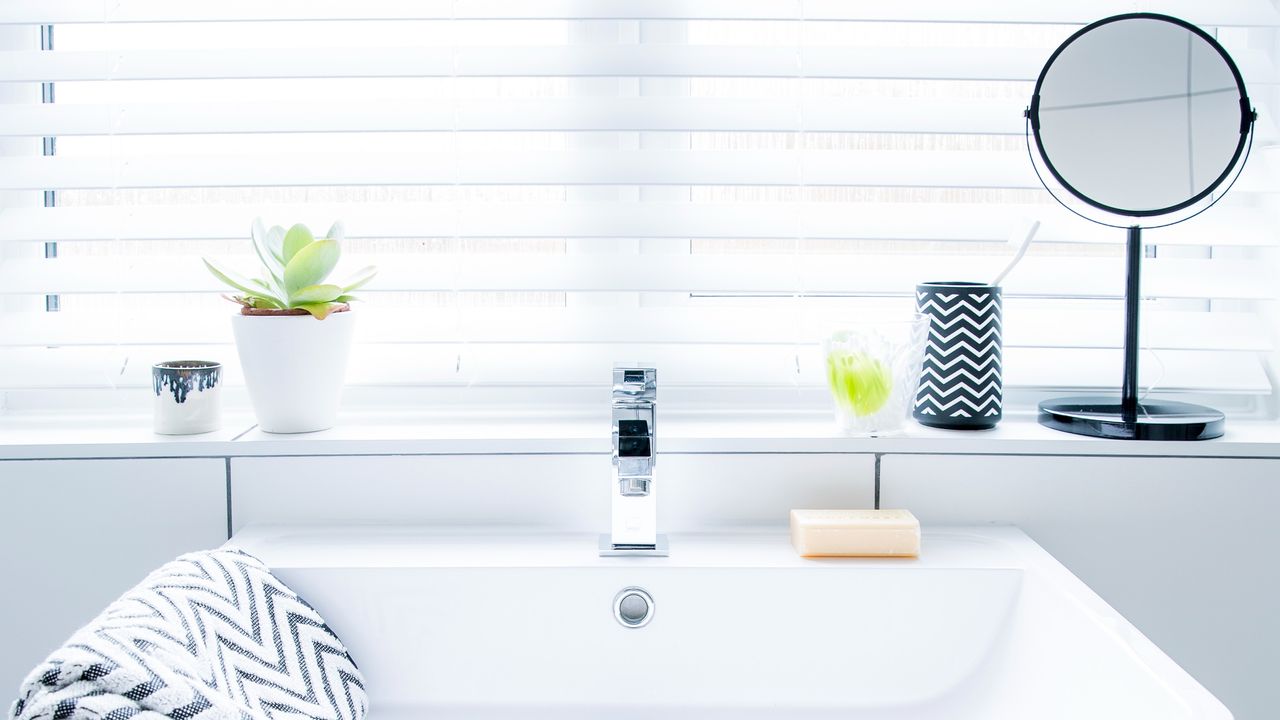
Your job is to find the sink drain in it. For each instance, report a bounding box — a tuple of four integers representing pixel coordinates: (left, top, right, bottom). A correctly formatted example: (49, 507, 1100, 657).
(613, 587, 655, 628)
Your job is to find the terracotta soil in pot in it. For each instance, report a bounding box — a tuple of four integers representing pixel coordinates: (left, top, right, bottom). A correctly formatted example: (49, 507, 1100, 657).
(240, 303, 351, 317)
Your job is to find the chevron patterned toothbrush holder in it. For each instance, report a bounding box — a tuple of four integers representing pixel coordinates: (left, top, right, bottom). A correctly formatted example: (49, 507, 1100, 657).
(914, 282, 1003, 429)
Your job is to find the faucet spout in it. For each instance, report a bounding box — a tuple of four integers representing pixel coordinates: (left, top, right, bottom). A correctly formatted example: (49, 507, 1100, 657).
(602, 366, 669, 556)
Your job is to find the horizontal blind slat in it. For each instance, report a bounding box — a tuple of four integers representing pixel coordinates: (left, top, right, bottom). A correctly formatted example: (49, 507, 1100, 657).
(3, 0, 1278, 26)
(0, 150, 1037, 189)
(1, 306, 1268, 352)
(0, 345, 1267, 393)
(0, 46, 1032, 82)
(6, 101, 1276, 158)
(6, 46, 1271, 83)
(2, 202, 1272, 247)
(0, 98, 1027, 136)
(6, 150, 1279, 193)
(2, 255, 1270, 300)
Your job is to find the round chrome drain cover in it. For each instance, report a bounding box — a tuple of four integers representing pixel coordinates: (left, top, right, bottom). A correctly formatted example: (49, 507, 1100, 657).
(613, 587, 654, 628)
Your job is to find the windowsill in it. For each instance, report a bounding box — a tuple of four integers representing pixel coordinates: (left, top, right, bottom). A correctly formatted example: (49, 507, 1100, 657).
(2, 409, 1279, 461)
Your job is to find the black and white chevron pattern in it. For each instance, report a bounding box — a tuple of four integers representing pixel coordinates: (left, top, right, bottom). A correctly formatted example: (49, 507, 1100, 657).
(913, 284, 1003, 428)
(9, 549, 367, 720)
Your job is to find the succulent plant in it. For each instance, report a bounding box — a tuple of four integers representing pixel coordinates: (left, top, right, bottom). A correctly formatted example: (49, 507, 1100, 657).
(204, 218, 376, 320)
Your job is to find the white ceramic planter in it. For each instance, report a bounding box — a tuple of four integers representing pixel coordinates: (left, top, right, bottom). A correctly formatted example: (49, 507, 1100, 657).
(231, 310, 355, 433)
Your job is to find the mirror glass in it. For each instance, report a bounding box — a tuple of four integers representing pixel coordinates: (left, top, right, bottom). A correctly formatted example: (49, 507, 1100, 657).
(1032, 15, 1249, 216)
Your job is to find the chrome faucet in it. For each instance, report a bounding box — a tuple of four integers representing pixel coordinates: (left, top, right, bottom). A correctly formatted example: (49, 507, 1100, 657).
(600, 366, 668, 556)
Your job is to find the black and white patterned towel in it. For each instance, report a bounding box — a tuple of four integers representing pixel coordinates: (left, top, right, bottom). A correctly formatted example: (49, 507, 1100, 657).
(8, 548, 367, 720)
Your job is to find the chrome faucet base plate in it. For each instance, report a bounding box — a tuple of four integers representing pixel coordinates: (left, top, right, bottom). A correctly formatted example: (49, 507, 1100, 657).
(599, 534, 670, 557)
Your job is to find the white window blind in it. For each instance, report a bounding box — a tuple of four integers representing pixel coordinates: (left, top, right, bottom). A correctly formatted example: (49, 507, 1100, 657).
(0, 2, 1276, 412)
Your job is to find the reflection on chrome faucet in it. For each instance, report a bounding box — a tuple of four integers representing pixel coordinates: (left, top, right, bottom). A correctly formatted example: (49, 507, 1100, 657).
(601, 366, 669, 556)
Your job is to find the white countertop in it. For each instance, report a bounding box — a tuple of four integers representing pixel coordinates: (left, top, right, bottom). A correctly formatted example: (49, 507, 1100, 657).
(2, 409, 1279, 460)
(229, 525, 1030, 570)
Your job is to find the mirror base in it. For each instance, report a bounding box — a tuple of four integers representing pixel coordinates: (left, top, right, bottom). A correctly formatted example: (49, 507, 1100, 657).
(1038, 396, 1224, 441)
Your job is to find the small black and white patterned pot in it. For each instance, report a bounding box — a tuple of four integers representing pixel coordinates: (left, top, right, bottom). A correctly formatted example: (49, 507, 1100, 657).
(913, 282, 1002, 429)
(152, 360, 222, 435)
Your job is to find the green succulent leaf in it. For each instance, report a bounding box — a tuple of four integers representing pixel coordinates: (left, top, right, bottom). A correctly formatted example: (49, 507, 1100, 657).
(341, 266, 378, 293)
(284, 238, 340, 297)
(265, 225, 285, 260)
(325, 220, 345, 243)
(208, 217, 370, 313)
(282, 223, 314, 265)
(291, 283, 344, 304)
(248, 277, 286, 304)
(205, 258, 269, 297)
(251, 218, 282, 262)
(294, 302, 337, 320)
(251, 218, 285, 282)
(244, 294, 284, 309)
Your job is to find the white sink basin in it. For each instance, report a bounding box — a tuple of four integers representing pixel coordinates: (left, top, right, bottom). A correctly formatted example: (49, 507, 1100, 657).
(231, 526, 1228, 720)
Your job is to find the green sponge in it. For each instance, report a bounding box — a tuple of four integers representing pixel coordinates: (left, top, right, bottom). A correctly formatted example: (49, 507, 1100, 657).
(826, 350, 893, 417)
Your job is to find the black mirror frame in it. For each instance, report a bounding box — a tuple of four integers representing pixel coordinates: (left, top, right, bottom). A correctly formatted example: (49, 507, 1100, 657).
(1027, 12, 1254, 219)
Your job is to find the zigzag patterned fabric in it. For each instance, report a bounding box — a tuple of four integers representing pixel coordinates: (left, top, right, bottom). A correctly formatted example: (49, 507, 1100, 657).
(914, 285, 1003, 427)
(8, 549, 367, 720)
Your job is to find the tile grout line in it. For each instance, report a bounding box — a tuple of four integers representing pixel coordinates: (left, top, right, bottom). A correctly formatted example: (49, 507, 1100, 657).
(5, 449, 1279, 462)
(10, 448, 1280, 458)
(225, 457, 233, 540)
(874, 453, 882, 510)
(229, 424, 258, 442)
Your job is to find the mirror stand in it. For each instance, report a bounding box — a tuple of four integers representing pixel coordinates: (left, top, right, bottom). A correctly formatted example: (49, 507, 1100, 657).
(1025, 13, 1255, 441)
(1037, 225, 1226, 440)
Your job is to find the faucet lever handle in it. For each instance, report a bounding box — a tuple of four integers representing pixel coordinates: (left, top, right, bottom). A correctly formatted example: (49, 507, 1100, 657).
(613, 366, 657, 402)
(616, 419, 652, 459)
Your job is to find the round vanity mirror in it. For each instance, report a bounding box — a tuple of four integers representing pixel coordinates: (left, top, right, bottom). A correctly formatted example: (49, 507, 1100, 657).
(1025, 14, 1256, 441)
(1030, 14, 1252, 218)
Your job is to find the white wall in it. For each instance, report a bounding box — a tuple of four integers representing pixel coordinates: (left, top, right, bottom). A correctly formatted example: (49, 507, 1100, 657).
(229, 453, 876, 532)
(0, 458, 228, 696)
(881, 454, 1280, 720)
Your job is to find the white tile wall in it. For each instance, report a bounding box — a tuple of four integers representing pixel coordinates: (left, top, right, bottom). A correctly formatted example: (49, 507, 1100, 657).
(881, 454, 1280, 720)
(230, 453, 876, 532)
(0, 458, 227, 697)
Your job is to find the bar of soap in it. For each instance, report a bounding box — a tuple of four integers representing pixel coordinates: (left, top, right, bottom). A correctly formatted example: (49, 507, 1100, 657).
(790, 509, 920, 557)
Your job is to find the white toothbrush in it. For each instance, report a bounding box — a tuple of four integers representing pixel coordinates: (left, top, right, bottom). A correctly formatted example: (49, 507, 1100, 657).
(991, 219, 1041, 287)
